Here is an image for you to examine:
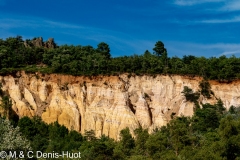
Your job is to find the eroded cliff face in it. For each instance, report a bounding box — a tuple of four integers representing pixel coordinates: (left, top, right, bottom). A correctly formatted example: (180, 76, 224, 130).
(0, 72, 240, 139)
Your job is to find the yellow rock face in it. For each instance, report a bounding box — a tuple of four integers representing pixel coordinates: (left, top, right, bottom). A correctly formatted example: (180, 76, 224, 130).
(1, 72, 240, 139)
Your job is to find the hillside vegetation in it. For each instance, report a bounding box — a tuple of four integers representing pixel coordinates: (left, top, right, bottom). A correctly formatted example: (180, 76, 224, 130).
(1, 100, 240, 159)
(1, 36, 240, 81)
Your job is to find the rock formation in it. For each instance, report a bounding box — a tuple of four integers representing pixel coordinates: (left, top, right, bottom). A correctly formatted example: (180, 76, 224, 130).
(44, 38, 56, 48)
(32, 37, 43, 47)
(24, 37, 56, 48)
(0, 72, 240, 140)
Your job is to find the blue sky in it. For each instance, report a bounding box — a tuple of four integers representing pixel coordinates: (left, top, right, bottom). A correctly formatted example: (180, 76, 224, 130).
(1, 0, 240, 57)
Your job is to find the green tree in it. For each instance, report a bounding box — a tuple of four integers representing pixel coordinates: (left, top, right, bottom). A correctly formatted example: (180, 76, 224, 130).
(168, 117, 191, 156)
(229, 105, 237, 114)
(18, 116, 37, 140)
(97, 42, 111, 59)
(113, 128, 135, 159)
(215, 99, 226, 115)
(153, 41, 168, 73)
(84, 129, 96, 141)
(0, 96, 12, 119)
(153, 41, 166, 57)
(48, 121, 68, 140)
(0, 118, 31, 152)
(199, 80, 212, 98)
(0, 83, 3, 96)
(145, 127, 170, 159)
(192, 103, 220, 132)
(63, 130, 83, 151)
(46, 121, 69, 153)
(218, 115, 240, 159)
(133, 127, 149, 156)
(181, 86, 200, 103)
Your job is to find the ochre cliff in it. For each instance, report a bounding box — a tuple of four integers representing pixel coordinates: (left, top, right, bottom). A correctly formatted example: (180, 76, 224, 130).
(0, 72, 240, 139)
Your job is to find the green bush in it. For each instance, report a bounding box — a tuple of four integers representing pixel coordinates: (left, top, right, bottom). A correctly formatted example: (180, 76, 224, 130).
(199, 80, 212, 98)
(182, 86, 200, 103)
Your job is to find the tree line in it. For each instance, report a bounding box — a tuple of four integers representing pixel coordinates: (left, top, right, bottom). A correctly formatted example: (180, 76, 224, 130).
(1, 100, 240, 159)
(0, 36, 240, 81)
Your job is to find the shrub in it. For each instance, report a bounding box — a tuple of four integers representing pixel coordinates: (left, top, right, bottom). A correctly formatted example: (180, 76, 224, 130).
(182, 86, 200, 103)
(199, 80, 212, 98)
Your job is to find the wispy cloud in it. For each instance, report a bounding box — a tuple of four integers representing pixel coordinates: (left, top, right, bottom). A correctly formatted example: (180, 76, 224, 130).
(172, 0, 240, 24)
(220, 0, 240, 11)
(43, 20, 84, 29)
(0, 18, 41, 29)
(0, 18, 85, 30)
(166, 41, 240, 57)
(220, 50, 240, 56)
(173, 0, 224, 6)
(3, 15, 240, 57)
(174, 0, 240, 12)
(0, 15, 155, 56)
(198, 16, 240, 23)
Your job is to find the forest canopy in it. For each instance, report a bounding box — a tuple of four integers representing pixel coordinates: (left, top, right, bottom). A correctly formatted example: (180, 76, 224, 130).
(0, 36, 240, 81)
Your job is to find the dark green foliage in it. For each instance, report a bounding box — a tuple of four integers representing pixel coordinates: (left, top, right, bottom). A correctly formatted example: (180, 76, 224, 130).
(0, 95, 12, 118)
(153, 41, 166, 57)
(199, 80, 212, 98)
(182, 86, 200, 103)
(182, 55, 196, 64)
(192, 103, 221, 132)
(225, 135, 240, 160)
(97, 42, 111, 59)
(49, 121, 68, 139)
(84, 129, 96, 141)
(219, 115, 240, 159)
(113, 128, 135, 159)
(18, 116, 49, 152)
(17, 116, 85, 156)
(1, 36, 240, 81)
(145, 127, 170, 159)
(167, 117, 193, 156)
(63, 130, 83, 151)
(0, 87, 19, 124)
(215, 99, 226, 115)
(0, 83, 3, 96)
(119, 128, 135, 152)
(229, 105, 237, 114)
(80, 135, 116, 160)
(46, 122, 70, 153)
(0, 92, 19, 123)
(3, 104, 240, 159)
(18, 116, 37, 140)
(133, 127, 149, 156)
